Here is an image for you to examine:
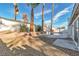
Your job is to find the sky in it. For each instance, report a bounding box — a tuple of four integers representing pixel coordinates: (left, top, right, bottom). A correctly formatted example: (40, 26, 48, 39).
(0, 3, 74, 29)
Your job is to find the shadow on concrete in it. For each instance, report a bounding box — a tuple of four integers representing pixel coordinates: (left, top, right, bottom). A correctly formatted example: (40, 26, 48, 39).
(53, 45, 79, 56)
(35, 35, 79, 56)
(36, 35, 57, 45)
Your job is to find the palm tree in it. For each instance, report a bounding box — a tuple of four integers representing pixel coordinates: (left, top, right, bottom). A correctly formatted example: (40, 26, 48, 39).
(22, 13, 28, 32)
(42, 4, 44, 32)
(14, 3, 19, 21)
(27, 3, 39, 32)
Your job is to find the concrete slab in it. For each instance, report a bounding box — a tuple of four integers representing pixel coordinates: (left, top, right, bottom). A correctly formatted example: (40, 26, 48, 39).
(53, 39, 78, 51)
(47, 34, 69, 38)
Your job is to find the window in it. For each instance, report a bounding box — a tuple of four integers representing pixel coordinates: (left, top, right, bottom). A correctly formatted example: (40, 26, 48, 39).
(76, 19, 79, 32)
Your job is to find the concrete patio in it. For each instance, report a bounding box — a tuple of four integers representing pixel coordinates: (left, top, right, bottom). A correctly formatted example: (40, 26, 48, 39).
(38, 34, 79, 51)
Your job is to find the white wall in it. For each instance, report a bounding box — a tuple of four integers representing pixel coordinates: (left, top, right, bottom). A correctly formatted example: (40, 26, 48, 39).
(68, 26, 73, 38)
(0, 18, 21, 31)
(1, 19, 20, 26)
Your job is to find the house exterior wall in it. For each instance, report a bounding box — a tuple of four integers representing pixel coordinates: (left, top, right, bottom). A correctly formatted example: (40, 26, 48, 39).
(68, 4, 79, 49)
(68, 16, 79, 48)
(0, 18, 21, 32)
(75, 19, 79, 48)
(0, 17, 36, 32)
(68, 26, 72, 38)
(1, 19, 20, 26)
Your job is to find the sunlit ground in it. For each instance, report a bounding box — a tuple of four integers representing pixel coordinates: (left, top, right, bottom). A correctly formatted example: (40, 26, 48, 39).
(0, 31, 69, 56)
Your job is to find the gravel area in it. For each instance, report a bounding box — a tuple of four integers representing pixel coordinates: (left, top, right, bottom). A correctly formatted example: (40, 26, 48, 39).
(0, 40, 13, 56)
(0, 39, 45, 56)
(12, 45, 46, 56)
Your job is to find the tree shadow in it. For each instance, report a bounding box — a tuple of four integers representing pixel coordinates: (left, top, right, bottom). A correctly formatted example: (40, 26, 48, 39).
(35, 35, 79, 56)
(0, 39, 13, 56)
(52, 45, 79, 56)
(11, 45, 46, 56)
(0, 38, 46, 56)
(36, 35, 57, 45)
(0, 33, 68, 56)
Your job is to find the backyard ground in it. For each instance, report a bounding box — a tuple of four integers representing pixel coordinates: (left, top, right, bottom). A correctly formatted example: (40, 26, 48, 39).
(0, 31, 79, 56)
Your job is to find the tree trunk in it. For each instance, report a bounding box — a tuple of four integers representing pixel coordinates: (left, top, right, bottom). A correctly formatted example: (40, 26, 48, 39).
(14, 4, 16, 21)
(30, 8, 34, 32)
(23, 13, 28, 32)
(42, 4, 44, 32)
(51, 3, 54, 35)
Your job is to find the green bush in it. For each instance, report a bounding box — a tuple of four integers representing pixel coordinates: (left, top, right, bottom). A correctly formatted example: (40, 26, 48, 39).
(35, 25, 42, 32)
(20, 24, 30, 32)
(20, 24, 26, 32)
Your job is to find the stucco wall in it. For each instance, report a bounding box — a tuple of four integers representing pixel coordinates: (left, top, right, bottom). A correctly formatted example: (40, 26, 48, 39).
(0, 18, 21, 31)
(1, 19, 20, 26)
